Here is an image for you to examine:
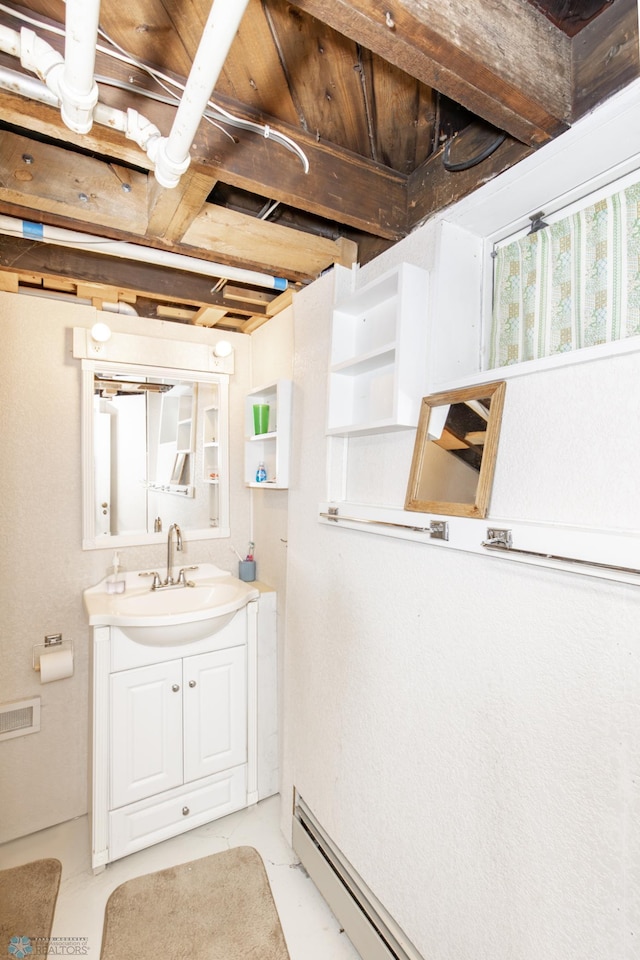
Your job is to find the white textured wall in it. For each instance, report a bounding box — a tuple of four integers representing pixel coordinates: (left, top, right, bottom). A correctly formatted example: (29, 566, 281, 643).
(0, 294, 253, 841)
(282, 252, 639, 957)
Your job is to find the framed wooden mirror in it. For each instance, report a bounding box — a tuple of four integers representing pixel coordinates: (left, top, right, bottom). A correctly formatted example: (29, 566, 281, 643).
(405, 381, 506, 518)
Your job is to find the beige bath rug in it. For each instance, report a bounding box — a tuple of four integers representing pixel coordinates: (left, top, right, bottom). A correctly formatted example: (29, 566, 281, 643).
(0, 858, 62, 957)
(100, 846, 290, 960)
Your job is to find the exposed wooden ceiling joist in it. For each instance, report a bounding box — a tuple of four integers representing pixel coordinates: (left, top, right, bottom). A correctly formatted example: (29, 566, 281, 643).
(0, 234, 270, 326)
(291, 0, 572, 146)
(0, 128, 355, 283)
(0, 0, 636, 332)
(0, 79, 408, 240)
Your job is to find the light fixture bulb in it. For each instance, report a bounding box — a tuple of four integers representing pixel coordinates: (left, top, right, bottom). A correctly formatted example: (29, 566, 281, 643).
(213, 340, 233, 358)
(91, 322, 112, 343)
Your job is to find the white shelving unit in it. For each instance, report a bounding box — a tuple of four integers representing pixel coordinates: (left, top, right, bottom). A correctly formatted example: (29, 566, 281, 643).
(176, 393, 194, 453)
(154, 384, 196, 491)
(203, 403, 220, 525)
(244, 380, 292, 489)
(327, 262, 429, 436)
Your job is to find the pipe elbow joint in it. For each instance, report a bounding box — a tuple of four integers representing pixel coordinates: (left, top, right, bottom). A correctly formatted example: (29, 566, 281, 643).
(20, 27, 64, 88)
(125, 108, 162, 153)
(152, 138, 192, 190)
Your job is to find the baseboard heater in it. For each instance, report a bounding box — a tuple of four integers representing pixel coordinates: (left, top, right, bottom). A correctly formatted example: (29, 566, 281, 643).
(292, 793, 423, 960)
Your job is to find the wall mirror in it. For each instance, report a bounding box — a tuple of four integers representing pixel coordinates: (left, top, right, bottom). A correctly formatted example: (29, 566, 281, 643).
(405, 381, 506, 518)
(82, 360, 229, 549)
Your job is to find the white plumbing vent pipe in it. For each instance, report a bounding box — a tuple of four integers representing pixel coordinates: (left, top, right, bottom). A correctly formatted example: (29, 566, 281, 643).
(0, 215, 288, 292)
(151, 0, 251, 188)
(58, 0, 101, 134)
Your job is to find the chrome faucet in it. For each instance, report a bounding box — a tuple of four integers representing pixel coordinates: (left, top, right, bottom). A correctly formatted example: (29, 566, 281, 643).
(166, 522, 182, 585)
(137, 522, 198, 590)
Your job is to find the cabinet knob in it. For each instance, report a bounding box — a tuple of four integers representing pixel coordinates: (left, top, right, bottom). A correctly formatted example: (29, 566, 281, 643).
(182, 806, 190, 816)
(171, 683, 180, 692)
(188, 680, 196, 688)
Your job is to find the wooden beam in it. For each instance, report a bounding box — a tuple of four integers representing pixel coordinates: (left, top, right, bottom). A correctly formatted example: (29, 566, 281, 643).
(572, 0, 640, 121)
(407, 124, 533, 229)
(189, 113, 407, 238)
(223, 285, 274, 306)
(156, 305, 199, 320)
(0, 78, 407, 239)
(0, 130, 147, 233)
(292, 0, 572, 146)
(182, 203, 352, 278)
(0, 271, 18, 293)
(147, 170, 215, 243)
(0, 234, 263, 312)
(0, 129, 354, 283)
(242, 313, 272, 334)
(266, 287, 294, 317)
(193, 306, 229, 327)
(76, 282, 137, 305)
(335, 237, 358, 268)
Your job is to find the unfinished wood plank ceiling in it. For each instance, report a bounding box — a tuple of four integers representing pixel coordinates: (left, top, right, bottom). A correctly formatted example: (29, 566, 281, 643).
(0, 0, 637, 330)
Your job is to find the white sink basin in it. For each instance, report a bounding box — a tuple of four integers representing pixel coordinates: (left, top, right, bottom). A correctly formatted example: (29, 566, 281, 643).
(83, 564, 259, 645)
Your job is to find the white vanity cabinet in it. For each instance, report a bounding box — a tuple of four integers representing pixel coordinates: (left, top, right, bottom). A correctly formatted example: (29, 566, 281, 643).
(109, 645, 247, 808)
(90, 599, 267, 870)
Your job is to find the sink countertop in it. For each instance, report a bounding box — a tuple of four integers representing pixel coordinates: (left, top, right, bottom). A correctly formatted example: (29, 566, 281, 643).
(83, 562, 260, 628)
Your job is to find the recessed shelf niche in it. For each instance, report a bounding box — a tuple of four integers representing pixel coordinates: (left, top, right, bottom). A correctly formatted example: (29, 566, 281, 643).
(327, 262, 429, 436)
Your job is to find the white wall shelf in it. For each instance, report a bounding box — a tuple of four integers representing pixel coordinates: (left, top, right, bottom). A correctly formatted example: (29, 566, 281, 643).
(327, 262, 429, 436)
(244, 380, 292, 489)
(202, 403, 220, 527)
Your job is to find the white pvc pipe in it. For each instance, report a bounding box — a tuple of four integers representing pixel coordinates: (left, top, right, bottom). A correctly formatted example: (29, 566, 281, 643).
(152, 0, 250, 188)
(0, 0, 254, 188)
(0, 23, 99, 135)
(58, 0, 101, 134)
(0, 215, 288, 292)
(0, 65, 162, 155)
(0, 24, 19, 57)
(19, 288, 139, 315)
(0, 64, 59, 108)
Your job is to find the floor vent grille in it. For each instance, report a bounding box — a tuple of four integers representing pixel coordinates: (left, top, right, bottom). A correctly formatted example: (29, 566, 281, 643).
(292, 793, 423, 960)
(0, 698, 41, 741)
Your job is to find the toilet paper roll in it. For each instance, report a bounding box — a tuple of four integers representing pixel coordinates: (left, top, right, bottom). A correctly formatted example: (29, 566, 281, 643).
(39, 647, 74, 683)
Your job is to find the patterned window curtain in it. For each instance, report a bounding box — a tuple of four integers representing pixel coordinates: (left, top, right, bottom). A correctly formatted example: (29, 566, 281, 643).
(489, 180, 640, 368)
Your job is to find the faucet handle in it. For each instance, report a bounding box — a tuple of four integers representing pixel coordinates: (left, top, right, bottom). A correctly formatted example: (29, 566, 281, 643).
(139, 570, 163, 589)
(177, 566, 198, 586)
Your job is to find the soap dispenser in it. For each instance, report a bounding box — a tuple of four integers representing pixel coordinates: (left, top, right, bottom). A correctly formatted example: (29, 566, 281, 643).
(106, 551, 126, 594)
(256, 461, 267, 482)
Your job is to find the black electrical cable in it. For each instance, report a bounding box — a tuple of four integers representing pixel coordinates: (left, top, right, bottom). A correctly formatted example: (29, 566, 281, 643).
(442, 132, 507, 172)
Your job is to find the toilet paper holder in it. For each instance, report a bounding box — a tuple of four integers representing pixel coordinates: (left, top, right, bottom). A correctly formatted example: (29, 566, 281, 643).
(32, 634, 73, 672)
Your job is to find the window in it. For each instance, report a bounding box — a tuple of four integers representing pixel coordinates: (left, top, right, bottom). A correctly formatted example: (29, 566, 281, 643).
(489, 173, 640, 368)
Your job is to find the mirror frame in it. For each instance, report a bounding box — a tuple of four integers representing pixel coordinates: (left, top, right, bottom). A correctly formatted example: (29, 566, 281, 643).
(404, 380, 506, 519)
(81, 359, 230, 549)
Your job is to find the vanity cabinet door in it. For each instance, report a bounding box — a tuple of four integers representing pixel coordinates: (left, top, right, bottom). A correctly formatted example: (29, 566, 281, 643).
(110, 660, 183, 808)
(183, 646, 247, 783)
